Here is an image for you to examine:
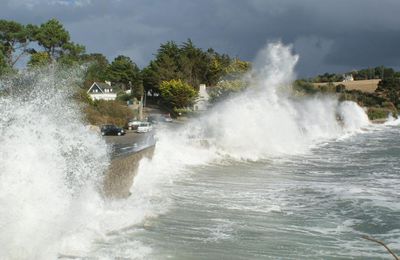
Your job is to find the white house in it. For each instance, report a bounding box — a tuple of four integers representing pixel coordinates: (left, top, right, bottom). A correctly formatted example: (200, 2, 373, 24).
(343, 74, 354, 82)
(87, 81, 117, 101)
(194, 84, 209, 111)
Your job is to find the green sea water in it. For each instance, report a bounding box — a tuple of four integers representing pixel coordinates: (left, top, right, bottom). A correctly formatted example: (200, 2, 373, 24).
(96, 124, 400, 259)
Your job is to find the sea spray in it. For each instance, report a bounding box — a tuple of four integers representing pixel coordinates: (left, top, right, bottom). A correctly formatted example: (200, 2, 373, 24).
(0, 66, 109, 259)
(338, 101, 370, 131)
(153, 42, 370, 160)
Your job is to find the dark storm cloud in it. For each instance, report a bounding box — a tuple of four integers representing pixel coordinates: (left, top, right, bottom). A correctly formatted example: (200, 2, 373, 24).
(2, 0, 400, 76)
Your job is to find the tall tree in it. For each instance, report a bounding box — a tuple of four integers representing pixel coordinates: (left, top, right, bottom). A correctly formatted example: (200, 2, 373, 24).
(142, 61, 161, 95)
(0, 20, 37, 68)
(57, 41, 86, 66)
(106, 55, 142, 95)
(82, 53, 109, 87)
(204, 49, 231, 86)
(178, 39, 208, 87)
(142, 39, 248, 96)
(35, 18, 70, 60)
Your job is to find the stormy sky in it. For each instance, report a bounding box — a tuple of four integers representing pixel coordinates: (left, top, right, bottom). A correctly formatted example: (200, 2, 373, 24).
(1, 0, 400, 77)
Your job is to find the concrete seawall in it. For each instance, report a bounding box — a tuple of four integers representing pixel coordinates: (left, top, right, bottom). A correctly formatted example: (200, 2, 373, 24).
(103, 138, 155, 198)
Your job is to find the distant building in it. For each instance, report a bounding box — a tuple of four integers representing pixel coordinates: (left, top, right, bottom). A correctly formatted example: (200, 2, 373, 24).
(87, 81, 117, 101)
(343, 74, 354, 82)
(194, 84, 209, 111)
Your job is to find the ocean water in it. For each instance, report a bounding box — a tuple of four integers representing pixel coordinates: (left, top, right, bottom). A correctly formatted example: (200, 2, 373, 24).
(1, 43, 399, 259)
(108, 122, 399, 260)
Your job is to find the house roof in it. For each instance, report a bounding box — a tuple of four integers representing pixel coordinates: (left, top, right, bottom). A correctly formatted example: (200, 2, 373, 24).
(87, 82, 115, 93)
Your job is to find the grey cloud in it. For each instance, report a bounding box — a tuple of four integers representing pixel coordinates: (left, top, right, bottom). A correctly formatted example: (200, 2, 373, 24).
(2, 0, 400, 76)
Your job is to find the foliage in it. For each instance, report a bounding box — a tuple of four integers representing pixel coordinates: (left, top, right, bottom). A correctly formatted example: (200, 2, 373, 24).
(353, 66, 395, 80)
(339, 90, 385, 107)
(173, 107, 195, 117)
(141, 61, 160, 95)
(57, 42, 86, 66)
(376, 78, 400, 108)
(159, 79, 197, 108)
(310, 66, 398, 83)
(367, 107, 393, 120)
(377, 78, 400, 92)
(73, 88, 94, 105)
(84, 100, 134, 127)
(224, 58, 251, 79)
(0, 50, 10, 75)
(34, 18, 70, 60)
(209, 79, 248, 103)
(336, 84, 346, 93)
(311, 73, 343, 83)
(205, 49, 231, 85)
(81, 53, 109, 87)
(142, 39, 250, 96)
(0, 20, 37, 69)
(319, 82, 336, 93)
(106, 55, 142, 97)
(293, 80, 318, 94)
(27, 51, 51, 68)
(142, 41, 182, 95)
(295, 76, 399, 120)
(339, 90, 398, 119)
(0, 18, 89, 74)
(116, 92, 135, 102)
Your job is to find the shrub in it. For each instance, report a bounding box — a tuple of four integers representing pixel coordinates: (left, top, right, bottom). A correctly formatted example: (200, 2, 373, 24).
(159, 79, 197, 109)
(367, 107, 391, 120)
(209, 79, 248, 103)
(293, 80, 317, 94)
(84, 100, 134, 127)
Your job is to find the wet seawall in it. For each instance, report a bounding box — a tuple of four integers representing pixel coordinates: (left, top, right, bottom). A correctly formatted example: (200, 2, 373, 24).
(103, 134, 155, 198)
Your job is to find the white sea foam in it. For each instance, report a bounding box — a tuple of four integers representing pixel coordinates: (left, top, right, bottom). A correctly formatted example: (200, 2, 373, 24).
(384, 114, 400, 126)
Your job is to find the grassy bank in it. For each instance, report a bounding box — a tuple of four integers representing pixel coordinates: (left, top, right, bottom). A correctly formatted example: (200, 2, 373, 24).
(74, 89, 135, 127)
(295, 80, 399, 121)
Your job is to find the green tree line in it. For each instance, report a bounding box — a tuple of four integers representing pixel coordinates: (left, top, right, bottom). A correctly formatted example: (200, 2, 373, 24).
(308, 66, 400, 83)
(0, 18, 250, 110)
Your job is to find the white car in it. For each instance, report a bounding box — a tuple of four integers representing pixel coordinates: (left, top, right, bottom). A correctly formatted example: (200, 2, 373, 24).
(136, 122, 153, 133)
(127, 120, 141, 130)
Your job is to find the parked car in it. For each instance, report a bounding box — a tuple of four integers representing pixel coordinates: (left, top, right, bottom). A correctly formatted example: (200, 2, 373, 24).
(163, 113, 173, 122)
(137, 122, 153, 133)
(127, 120, 141, 130)
(147, 114, 173, 123)
(101, 124, 125, 136)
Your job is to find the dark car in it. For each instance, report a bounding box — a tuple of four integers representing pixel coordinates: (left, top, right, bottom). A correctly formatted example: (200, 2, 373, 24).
(101, 124, 125, 136)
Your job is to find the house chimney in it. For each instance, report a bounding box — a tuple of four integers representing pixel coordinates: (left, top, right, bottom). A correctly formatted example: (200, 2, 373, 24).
(199, 84, 206, 91)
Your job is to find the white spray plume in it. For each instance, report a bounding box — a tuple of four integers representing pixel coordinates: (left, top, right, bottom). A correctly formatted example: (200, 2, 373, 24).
(152, 42, 370, 161)
(0, 66, 109, 259)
